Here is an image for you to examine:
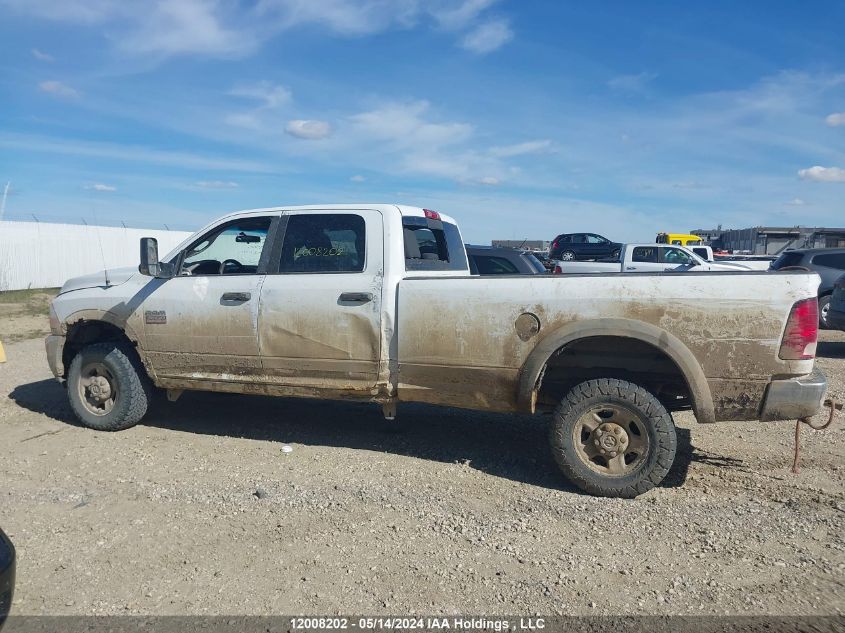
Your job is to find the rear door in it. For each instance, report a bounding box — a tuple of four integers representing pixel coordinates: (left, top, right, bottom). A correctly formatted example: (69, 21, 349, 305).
(624, 246, 663, 272)
(257, 209, 384, 390)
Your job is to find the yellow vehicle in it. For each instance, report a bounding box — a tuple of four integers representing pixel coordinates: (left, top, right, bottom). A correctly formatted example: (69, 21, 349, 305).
(656, 232, 703, 246)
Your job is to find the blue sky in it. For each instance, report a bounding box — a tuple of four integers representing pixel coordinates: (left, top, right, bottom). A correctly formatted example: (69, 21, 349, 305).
(1, 0, 843, 243)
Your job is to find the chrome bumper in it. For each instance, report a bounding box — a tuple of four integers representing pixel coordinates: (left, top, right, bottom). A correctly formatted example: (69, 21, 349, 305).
(760, 370, 827, 421)
(45, 335, 65, 380)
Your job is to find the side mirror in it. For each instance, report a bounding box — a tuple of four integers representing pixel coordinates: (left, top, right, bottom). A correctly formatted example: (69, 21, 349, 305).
(139, 237, 174, 279)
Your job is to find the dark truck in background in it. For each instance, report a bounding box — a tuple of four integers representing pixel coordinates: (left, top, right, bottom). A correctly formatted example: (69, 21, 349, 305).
(770, 248, 845, 328)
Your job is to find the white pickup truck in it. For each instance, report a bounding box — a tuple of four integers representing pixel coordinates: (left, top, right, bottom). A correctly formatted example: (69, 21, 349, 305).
(45, 204, 827, 498)
(553, 243, 751, 274)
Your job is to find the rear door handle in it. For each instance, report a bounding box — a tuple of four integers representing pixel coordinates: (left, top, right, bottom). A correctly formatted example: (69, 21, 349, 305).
(221, 292, 251, 302)
(339, 292, 373, 303)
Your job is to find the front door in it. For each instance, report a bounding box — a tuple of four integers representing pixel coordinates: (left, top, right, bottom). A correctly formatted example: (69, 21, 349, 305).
(140, 215, 276, 381)
(257, 209, 384, 391)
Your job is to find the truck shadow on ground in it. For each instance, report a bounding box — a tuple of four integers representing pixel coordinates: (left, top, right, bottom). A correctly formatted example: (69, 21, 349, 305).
(11, 378, 695, 494)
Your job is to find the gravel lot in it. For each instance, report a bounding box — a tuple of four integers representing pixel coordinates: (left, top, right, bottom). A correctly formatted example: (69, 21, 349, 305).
(1, 318, 843, 616)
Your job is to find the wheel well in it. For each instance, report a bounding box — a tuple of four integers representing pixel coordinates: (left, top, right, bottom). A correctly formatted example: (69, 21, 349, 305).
(536, 336, 693, 413)
(62, 320, 138, 377)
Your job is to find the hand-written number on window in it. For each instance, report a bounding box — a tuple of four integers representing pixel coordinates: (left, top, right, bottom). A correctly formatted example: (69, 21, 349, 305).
(294, 245, 346, 257)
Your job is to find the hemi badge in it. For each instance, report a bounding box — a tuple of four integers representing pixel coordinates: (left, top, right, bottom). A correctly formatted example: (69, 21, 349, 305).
(145, 310, 167, 324)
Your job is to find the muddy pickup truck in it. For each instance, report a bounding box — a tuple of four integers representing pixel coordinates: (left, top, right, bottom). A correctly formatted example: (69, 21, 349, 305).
(45, 204, 827, 498)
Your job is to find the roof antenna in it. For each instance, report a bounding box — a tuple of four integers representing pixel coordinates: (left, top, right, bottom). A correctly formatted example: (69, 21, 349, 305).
(87, 191, 111, 287)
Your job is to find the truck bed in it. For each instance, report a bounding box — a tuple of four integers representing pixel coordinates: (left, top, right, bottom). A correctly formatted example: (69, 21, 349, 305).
(396, 270, 818, 422)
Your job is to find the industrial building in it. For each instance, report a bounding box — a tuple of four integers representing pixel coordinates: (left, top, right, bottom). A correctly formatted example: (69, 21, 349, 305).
(692, 226, 845, 255)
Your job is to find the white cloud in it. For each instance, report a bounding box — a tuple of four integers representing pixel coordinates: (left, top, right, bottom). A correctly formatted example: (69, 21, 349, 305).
(432, 0, 498, 30)
(230, 81, 291, 108)
(85, 183, 116, 192)
(350, 101, 473, 147)
(607, 71, 658, 93)
(116, 0, 249, 57)
(194, 180, 239, 189)
(784, 198, 806, 206)
(349, 174, 366, 182)
(478, 176, 500, 185)
(4, 0, 510, 58)
(489, 139, 552, 158)
(460, 18, 512, 54)
(798, 166, 845, 182)
(31, 48, 54, 61)
(285, 119, 332, 140)
(38, 80, 79, 98)
(826, 112, 845, 127)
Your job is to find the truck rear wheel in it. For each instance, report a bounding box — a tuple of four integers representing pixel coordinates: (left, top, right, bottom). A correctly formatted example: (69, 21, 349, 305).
(67, 342, 151, 431)
(549, 379, 677, 498)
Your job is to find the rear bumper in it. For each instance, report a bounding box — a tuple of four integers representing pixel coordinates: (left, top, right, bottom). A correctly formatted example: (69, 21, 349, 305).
(45, 335, 65, 380)
(760, 370, 827, 421)
(827, 307, 845, 331)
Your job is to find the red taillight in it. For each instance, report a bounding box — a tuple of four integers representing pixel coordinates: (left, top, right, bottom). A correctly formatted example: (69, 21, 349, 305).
(423, 208, 441, 220)
(553, 264, 563, 274)
(551, 239, 559, 250)
(779, 298, 818, 360)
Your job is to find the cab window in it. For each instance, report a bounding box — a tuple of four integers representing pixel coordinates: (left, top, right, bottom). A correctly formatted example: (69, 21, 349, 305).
(632, 247, 657, 263)
(662, 248, 693, 265)
(180, 217, 272, 276)
(279, 214, 365, 273)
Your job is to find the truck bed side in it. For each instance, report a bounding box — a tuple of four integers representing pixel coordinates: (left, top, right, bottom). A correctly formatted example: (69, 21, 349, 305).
(396, 271, 819, 422)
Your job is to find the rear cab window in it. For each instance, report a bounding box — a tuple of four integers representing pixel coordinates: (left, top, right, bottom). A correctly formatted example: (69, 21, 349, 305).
(474, 255, 519, 275)
(403, 214, 468, 272)
(770, 251, 805, 270)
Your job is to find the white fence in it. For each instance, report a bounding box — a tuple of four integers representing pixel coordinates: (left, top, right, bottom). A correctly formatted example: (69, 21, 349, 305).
(0, 221, 192, 291)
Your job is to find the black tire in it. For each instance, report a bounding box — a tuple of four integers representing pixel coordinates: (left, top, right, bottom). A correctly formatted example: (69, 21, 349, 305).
(549, 378, 677, 498)
(818, 295, 831, 329)
(560, 250, 576, 261)
(67, 342, 152, 431)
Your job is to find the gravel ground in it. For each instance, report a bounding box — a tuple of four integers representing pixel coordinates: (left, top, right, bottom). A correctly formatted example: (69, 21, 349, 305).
(0, 329, 843, 617)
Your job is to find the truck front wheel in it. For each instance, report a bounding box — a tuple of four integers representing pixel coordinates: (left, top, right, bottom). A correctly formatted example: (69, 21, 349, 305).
(67, 342, 152, 431)
(549, 379, 677, 498)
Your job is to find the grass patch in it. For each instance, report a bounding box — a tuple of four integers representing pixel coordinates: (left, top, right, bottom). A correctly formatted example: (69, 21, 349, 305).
(0, 288, 59, 342)
(0, 288, 59, 317)
(0, 288, 60, 304)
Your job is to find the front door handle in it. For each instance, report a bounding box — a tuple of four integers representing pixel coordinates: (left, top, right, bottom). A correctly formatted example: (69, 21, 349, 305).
(339, 292, 373, 303)
(221, 292, 251, 302)
(626, 266, 637, 271)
